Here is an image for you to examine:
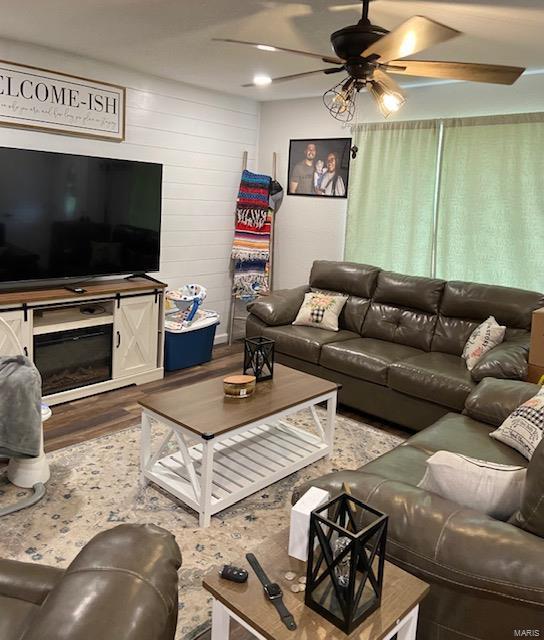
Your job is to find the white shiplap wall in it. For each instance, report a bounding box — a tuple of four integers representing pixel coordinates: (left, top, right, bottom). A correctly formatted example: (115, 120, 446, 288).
(0, 38, 259, 340)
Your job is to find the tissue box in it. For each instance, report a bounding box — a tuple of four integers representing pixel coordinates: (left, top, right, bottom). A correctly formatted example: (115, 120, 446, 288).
(288, 487, 330, 561)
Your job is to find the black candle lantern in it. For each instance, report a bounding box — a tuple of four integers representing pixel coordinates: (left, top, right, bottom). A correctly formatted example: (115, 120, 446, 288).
(305, 493, 388, 634)
(243, 336, 275, 381)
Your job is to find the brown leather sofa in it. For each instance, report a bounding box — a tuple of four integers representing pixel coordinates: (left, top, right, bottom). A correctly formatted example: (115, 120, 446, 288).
(293, 378, 544, 640)
(0, 523, 181, 640)
(247, 261, 543, 430)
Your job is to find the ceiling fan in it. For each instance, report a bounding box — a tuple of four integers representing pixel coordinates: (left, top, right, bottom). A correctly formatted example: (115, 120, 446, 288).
(213, 0, 525, 121)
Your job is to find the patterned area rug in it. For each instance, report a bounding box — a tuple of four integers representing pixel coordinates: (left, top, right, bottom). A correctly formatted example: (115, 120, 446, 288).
(0, 408, 404, 639)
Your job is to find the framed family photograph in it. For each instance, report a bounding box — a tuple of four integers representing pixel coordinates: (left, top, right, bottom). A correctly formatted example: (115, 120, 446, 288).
(288, 137, 352, 198)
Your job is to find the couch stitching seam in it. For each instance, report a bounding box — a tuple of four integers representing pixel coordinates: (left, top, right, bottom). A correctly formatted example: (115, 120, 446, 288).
(388, 551, 544, 605)
(66, 566, 171, 613)
(525, 493, 544, 528)
(388, 538, 544, 592)
(434, 509, 462, 561)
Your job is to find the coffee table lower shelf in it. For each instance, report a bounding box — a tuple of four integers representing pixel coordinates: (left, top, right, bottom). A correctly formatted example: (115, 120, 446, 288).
(140, 389, 337, 527)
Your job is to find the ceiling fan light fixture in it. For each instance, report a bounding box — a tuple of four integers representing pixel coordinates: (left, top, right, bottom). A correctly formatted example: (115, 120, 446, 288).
(323, 77, 358, 123)
(369, 79, 406, 118)
(253, 74, 272, 86)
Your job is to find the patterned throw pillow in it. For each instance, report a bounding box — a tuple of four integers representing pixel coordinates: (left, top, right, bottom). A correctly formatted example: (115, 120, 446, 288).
(462, 316, 506, 371)
(293, 292, 347, 332)
(490, 387, 544, 459)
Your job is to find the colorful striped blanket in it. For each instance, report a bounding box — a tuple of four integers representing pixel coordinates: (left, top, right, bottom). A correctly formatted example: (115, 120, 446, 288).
(232, 170, 272, 298)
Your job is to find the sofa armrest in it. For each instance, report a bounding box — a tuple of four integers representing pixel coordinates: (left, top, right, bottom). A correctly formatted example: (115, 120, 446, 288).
(0, 559, 63, 605)
(21, 524, 181, 640)
(470, 335, 530, 382)
(464, 377, 540, 427)
(294, 472, 544, 606)
(247, 285, 309, 326)
(369, 477, 544, 607)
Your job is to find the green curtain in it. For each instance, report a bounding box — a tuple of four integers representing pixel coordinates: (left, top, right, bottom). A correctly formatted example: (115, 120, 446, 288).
(435, 113, 544, 290)
(345, 120, 439, 276)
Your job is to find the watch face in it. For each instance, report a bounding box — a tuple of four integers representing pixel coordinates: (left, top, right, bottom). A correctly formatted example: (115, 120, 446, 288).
(264, 583, 282, 599)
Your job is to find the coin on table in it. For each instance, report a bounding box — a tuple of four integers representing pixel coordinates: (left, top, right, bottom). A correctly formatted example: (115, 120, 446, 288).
(290, 584, 301, 593)
(284, 572, 297, 581)
(298, 576, 306, 584)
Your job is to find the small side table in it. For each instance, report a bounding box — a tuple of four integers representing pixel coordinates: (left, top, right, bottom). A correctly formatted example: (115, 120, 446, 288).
(203, 528, 429, 640)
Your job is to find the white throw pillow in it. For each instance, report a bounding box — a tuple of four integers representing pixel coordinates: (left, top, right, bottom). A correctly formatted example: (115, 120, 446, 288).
(490, 388, 544, 460)
(418, 451, 526, 520)
(462, 316, 506, 371)
(293, 291, 347, 332)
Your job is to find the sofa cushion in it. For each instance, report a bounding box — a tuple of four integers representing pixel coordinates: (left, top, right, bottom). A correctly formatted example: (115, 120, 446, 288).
(362, 303, 437, 351)
(356, 444, 430, 486)
(389, 352, 476, 411)
(432, 281, 544, 355)
(256, 324, 359, 364)
(440, 281, 544, 329)
(407, 413, 528, 466)
(373, 271, 446, 314)
(309, 260, 380, 298)
(464, 378, 541, 427)
(320, 337, 422, 386)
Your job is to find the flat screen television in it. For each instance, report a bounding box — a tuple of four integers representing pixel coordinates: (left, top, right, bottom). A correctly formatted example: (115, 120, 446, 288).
(0, 147, 162, 284)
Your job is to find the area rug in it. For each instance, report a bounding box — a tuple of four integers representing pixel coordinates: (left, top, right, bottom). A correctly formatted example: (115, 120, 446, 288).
(0, 408, 404, 639)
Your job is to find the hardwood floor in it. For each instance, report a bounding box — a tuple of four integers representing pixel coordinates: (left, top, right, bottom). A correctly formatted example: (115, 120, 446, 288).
(43, 342, 245, 452)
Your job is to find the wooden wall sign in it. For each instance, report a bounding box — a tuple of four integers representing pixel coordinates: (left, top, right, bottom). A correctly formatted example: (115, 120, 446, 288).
(0, 60, 126, 142)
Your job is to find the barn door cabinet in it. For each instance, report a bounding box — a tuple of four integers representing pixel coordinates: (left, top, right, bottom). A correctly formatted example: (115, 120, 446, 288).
(0, 278, 166, 405)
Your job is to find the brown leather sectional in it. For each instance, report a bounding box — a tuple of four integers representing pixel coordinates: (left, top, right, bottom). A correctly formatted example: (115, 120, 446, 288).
(247, 260, 543, 430)
(293, 378, 544, 640)
(0, 524, 181, 640)
(248, 261, 544, 639)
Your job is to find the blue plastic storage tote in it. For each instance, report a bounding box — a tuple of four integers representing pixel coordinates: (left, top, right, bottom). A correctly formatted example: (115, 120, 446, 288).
(164, 313, 219, 371)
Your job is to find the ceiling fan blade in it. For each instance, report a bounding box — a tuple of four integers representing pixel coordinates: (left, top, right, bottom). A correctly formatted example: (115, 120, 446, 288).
(213, 38, 344, 65)
(386, 60, 525, 85)
(362, 16, 460, 63)
(242, 68, 343, 88)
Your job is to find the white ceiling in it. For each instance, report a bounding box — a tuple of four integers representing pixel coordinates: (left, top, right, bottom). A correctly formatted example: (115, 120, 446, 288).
(0, 0, 542, 100)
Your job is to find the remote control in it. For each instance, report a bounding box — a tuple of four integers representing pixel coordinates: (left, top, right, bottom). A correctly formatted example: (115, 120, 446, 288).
(219, 565, 248, 583)
(65, 285, 87, 294)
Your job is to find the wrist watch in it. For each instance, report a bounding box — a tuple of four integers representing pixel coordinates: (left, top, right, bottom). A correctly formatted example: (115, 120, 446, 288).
(246, 553, 297, 631)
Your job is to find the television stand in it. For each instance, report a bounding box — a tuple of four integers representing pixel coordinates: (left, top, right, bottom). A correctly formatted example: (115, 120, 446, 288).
(0, 277, 167, 405)
(125, 273, 164, 285)
(64, 285, 87, 294)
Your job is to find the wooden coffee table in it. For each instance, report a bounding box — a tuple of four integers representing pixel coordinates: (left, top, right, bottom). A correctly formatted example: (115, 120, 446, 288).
(139, 365, 338, 527)
(203, 528, 429, 640)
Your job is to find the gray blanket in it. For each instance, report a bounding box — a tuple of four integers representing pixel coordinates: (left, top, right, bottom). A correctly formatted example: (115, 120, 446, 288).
(0, 356, 42, 459)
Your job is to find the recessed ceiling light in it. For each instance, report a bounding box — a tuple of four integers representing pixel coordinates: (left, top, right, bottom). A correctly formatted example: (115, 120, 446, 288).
(253, 74, 272, 86)
(257, 44, 277, 52)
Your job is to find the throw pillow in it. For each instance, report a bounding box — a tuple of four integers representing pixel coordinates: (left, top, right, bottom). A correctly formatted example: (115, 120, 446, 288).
(489, 387, 544, 460)
(418, 450, 526, 520)
(462, 316, 506, 371)
(510, 438, 544, 537)
(293, 291, 347, 332)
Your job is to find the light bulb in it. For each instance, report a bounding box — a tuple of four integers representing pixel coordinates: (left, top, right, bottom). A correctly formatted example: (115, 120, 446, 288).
(333, 92, 349, 113)
(381, 92, 404, 113)
(369, 80, 406, 118)
(253, 74, 272, 86)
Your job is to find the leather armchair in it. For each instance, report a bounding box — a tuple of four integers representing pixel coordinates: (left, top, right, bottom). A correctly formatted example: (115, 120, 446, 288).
(0, 524, 181, 640)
